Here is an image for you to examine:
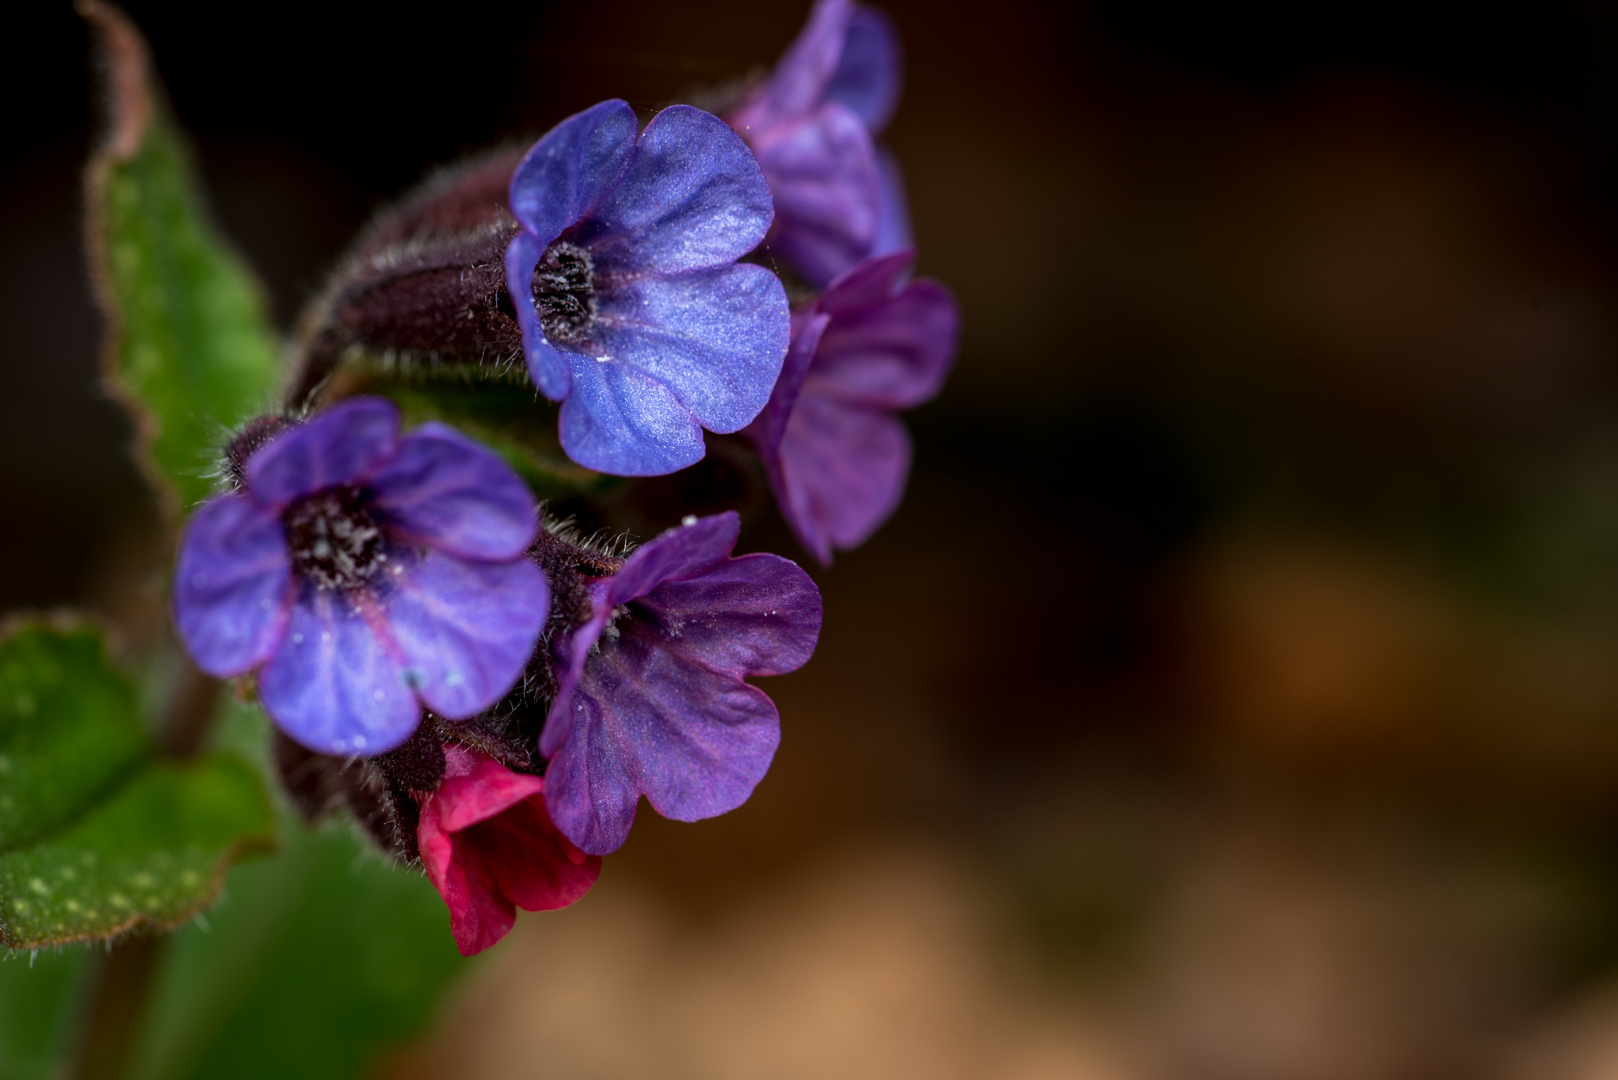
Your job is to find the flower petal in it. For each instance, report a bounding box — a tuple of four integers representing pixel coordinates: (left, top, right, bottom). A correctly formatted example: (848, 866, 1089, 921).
(434, 744, 547, 831)
(608, 511, 742, 604)
(537, 513, 820, 854)
(537, 687, 637, 855)
(747, 310, 830, 463)
(418, 800, 517, 956)
(776, 389, 911, 562)
(507, 99, 638, 245)
(419, 828, 512, 952)
(581, 105, 776, 276)
(418, 748, 520, 951)
(590, 264, 790, 434)
(380, 549, 549, 720)
(636, 553, 823, 678)
(537, 589, 612, 761)
(505, 231, 572, 400)
(813, 244, 910, 309)
(730, 0, 851, 132)
(814, 252, 959, 408)
(173, 494, 291, 676)
(542, 618, 783, 855)
(538, 511, 741, 760)
(827, 5, 903, 134)
(475, 794, 600, 915)
(246, 398, 400, 508)
(755, 103, 881, 287)
(258, 587, 418, 756)
(422, 748, 601, 952)
(556, 354, 707, 476)
(369, 422, 538, 561)
(872, 146, 913, 257)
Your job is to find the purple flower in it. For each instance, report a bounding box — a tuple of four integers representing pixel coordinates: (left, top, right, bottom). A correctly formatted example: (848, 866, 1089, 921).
(747, 249, 958, 564)
(539, 512, 822, 855)
(503, 99, 790, 478)
(728, 0, 908, 285)
(174, 398, 550, 756)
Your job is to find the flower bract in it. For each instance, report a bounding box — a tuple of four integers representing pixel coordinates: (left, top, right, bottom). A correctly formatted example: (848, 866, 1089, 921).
(748, 249, 958, 564)
(539, 512, 823, 855)
(174, 397, 550, 756)
(504, 99, 791, 478)
(419, 743, 600, 955)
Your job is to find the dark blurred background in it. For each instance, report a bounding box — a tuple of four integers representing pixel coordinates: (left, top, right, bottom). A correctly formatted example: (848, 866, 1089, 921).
(13, 2, 1618, 1076)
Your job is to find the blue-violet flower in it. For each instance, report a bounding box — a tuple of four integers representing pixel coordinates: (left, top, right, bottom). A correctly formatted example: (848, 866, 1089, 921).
(727, 0, 908, 285)
(175, 397, 550, 756)
(747, 249, 958, 564)
(540, 511, 822, 855)
(504, 99, 790, 478)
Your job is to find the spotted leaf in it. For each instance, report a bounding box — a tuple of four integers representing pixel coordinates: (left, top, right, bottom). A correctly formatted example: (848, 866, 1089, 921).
(0, 621, 274, 949)
(83, 2, 281, 518)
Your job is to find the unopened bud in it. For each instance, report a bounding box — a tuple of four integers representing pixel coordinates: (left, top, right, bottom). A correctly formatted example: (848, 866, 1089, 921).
(287, 146, 529, 408)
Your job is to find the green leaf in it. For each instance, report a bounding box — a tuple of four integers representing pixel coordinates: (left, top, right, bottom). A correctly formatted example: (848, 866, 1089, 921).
(359, 373, 616, 501)
(0, 699, 463, 1080)
(83, 3, 281, 516)
(129, 700, 467, 1080)
(0, 622, 148, 850)
(134, 822, 467, 1080)
(0, 622, 275, 949)
(0, 756, 273, 947)
(0, 826, 465, 1080)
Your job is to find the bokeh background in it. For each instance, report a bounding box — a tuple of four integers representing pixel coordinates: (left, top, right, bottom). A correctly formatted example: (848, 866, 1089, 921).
(13, 2, 1618, 1076)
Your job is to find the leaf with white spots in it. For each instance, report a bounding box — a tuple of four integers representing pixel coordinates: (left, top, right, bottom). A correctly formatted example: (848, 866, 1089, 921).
(83, 3, 281, 518)
(0, 622, 147, 850)
(0, 622, 274, 949)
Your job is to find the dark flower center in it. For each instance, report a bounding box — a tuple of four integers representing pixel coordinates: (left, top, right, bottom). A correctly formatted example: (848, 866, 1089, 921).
(531, 241, 596, 343)
(285, 485, 386, 591)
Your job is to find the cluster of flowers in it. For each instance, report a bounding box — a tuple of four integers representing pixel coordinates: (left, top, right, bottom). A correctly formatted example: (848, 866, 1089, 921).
(173, 0, 956, 955)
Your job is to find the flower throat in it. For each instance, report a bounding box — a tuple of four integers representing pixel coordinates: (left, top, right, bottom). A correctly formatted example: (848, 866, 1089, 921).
(532, 241, 596, 343)
(286, 485, 385, 591)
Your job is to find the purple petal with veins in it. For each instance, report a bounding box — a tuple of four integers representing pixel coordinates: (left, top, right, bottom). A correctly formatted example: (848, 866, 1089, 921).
(380, 549, 550, 720)
(826, 6, 903, 135)
(247, 397, 399, 508)
(507, 99, 637, 247)
(582, 106, 775, 276)
(369, 422, 538, 561)
(749, 250, 958, 563)
(174, 396, 549, 757)
(753, 104, 880, 287)
(257, 587, 418, 756)
(173, 494, 291, 676)
(505, 101, 790, 476)
(539, 512, 822, 854)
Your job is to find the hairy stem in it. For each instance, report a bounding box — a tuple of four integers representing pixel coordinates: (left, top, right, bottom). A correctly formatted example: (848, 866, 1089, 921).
(159, 657, 223, 759)
(69, 934, 166, 1080)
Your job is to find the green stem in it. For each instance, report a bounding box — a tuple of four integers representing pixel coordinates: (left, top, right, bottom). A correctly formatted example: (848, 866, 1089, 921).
(68, 655, 223, 1078)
